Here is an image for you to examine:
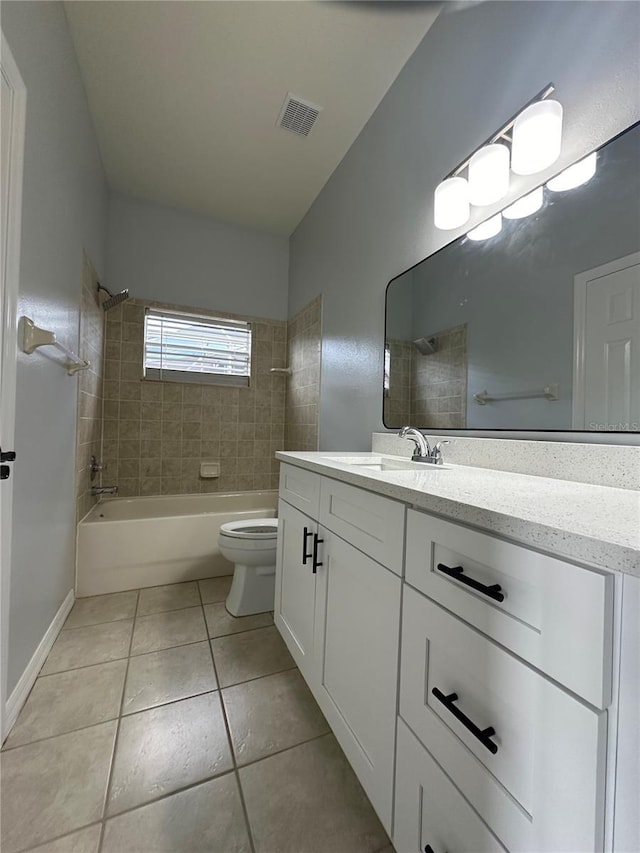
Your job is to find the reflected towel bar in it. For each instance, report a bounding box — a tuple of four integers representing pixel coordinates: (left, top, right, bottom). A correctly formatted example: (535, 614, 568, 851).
(21, 316, 90, 375)
(474, 383, 559, 405)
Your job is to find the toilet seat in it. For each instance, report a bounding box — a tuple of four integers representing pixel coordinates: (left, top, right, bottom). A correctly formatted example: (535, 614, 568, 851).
(219, 518, 278, 539)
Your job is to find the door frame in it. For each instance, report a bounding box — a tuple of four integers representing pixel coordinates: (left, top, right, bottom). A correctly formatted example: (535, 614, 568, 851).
(1, 31, 26, 740)
(572, 252, 640, 430)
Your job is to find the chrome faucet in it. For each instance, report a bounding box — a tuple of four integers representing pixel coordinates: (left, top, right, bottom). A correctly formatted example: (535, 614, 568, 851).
(398, 427, 449, 465)
(399, 426, 431, 458)
(91, 485, 118, 496)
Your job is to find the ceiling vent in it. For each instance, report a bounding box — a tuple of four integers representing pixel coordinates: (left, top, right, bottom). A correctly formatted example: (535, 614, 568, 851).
(277, 93, 322, 137)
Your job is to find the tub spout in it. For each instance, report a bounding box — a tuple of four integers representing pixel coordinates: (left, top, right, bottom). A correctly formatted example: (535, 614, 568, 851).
(91, 485, 118, 497)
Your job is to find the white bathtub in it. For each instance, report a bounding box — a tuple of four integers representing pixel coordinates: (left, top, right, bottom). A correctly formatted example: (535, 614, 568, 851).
(76, 491, 278, 597)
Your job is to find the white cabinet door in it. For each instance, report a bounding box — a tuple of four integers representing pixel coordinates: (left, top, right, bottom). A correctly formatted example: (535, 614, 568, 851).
(274, 499, 319, 683)
(394, 718, 508, 853)
(314, 529, 401, 833)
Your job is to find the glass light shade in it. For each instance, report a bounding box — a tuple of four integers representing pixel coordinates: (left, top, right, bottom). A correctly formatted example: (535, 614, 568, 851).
(434, 177, 470, 230)
(503, 186, 544, 219)
(547, 152, 597, 192)
(468, 143, 510, 206)
(467, 213, 502, 241)
(511, 99, 563, 175)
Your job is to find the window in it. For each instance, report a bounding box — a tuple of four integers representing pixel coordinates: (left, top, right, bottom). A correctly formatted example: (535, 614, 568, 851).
(144, 309, 252, 386)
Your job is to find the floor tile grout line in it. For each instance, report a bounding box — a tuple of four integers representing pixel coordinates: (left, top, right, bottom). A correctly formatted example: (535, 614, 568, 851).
(97, 587, 141, 853)
(1, 714, 124, 754)
(199, 580, 256, 853)
(234, 729, 332, 774)
(15, 655, 129, 685)
(12, 820, 104, 853)
(92, 767, 238, 824)
(61, 613, 136, 631)
(215, 660, 298, 692)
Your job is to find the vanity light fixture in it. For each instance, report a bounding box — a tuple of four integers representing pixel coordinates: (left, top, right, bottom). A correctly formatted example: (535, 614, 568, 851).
(511, 99, 563, 175)
(434, 83, 559, 230)
(503, 186, 544, 220)
(547, 151, 597, 192)
(434, 176, 470, 230)
(468, 142, 510, 206)
(467, 212, 502, 241)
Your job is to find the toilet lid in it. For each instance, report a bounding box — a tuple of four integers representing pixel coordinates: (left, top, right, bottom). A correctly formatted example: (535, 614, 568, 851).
(220, 518, 278, 539)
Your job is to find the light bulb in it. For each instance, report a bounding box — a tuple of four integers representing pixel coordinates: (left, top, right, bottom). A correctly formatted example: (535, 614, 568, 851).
(503, 186, 544, 219)
(511, 99, 563, 175)
(547, 152, 597, 192)
(467, 213, 502, 241)
(434, 177, 470, 230)
(468, 143, 510, 206)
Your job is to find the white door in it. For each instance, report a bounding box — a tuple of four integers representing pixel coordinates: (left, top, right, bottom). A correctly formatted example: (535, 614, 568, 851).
(274, 499, 319, 681)
(573, 253, 640, 430)
(0, 33, 26, 739)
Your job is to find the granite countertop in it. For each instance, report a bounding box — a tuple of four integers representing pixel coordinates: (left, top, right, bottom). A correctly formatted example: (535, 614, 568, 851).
(275, 451, 640, 578)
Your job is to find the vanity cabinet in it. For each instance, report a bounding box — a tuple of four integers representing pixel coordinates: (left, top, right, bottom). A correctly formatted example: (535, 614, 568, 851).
(275, 464, 403, 831)
(275, 457, 633, 853)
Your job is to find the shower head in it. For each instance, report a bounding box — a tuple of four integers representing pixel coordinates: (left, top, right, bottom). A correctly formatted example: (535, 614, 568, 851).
(97, 283, 130, 311)
(412, 336, 438, 355)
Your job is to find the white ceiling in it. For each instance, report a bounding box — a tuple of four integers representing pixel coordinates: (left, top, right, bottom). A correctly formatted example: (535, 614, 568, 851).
(65, 1, 440, 235)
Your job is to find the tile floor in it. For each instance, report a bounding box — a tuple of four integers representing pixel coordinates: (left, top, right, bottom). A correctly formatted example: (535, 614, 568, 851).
(1, 578, 392, 853)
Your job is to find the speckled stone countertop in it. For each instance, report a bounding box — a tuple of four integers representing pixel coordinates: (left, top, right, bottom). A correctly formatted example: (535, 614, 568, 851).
(276, 451, 640, 578)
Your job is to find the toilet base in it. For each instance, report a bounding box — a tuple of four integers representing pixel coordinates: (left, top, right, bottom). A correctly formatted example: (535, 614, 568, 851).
(226, 562, 276, 617)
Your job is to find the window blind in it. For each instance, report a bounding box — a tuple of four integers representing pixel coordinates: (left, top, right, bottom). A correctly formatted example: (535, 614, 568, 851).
(144, 309, 252, 385)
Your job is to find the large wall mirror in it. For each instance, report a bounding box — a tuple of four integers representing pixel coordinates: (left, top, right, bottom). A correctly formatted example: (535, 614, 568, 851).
(384, 121, 640, 434)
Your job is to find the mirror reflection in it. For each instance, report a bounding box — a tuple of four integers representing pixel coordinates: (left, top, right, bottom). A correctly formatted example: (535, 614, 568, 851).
(384, 122, 640, 433)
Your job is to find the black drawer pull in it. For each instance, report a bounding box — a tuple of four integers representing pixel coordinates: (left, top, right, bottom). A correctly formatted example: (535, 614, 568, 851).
(302, 527, 313, 565)
(424, 846, 436, 853)
(432, 687, 498, 755)
(312, 533, 323, 574)
(436, 562, 504, 603)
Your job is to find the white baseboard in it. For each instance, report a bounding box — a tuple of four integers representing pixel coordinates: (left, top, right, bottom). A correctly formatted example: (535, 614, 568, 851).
(3, 589, 74, 741)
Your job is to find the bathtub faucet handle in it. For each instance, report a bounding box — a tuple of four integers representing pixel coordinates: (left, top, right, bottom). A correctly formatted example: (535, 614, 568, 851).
(90, 455, 103, 482)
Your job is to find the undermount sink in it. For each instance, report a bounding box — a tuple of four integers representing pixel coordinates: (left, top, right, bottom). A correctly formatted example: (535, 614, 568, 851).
(321, 455, 444, 472)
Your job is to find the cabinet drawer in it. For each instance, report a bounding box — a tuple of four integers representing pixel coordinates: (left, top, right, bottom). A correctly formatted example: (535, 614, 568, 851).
(394, 718, 507, 853)
(279, 463, 321, 517)
(400, 586, 607, 852)
(319, 477, 405, 574)
(406, 510, 613, 708)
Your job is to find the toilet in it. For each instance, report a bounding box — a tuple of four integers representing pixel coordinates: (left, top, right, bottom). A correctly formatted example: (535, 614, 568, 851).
(218, 518, 279, 616)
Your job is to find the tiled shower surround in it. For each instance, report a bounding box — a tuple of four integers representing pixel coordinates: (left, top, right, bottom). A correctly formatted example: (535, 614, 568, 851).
(101, 299, 288, 497)
(285, 296, 322, 452)
(75, 254, 105, 522)
(384, 323, 467, 430)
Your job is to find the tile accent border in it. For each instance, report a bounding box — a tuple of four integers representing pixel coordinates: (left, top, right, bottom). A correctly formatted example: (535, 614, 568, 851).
(372, 432, 640, 490)
(3, 589, 75, 741)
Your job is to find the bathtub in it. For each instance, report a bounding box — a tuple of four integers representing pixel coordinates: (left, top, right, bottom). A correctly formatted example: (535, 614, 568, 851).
(76, 490, 278, 597)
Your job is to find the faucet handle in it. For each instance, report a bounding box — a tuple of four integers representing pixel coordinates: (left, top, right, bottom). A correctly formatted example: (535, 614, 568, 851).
(431, 440, 450, 464)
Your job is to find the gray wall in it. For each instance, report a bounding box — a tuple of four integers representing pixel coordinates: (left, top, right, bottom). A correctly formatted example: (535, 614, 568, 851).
(289, 1, 640, 450)
(107, 192, 289, 321)
(3, 3, 108, 694)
